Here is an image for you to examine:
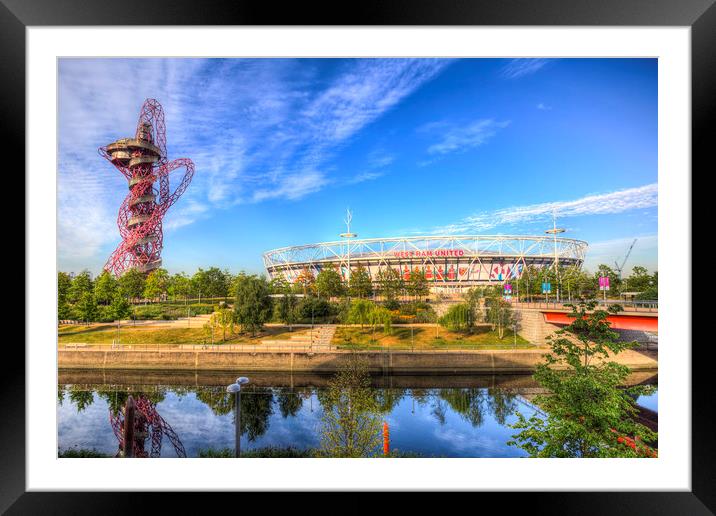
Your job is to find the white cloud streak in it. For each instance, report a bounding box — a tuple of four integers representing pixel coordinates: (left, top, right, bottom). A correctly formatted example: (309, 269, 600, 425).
(500, 58, 551, 79)
(430, 183, 658, 234)
(422, 119, 510, 156)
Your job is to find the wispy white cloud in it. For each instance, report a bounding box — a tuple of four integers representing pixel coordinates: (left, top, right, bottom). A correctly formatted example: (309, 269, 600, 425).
(429, 183, 658, 234)
(422, 119, 510, 156)
(500, 58, 551, 79)
(536, 102, 552, 110)
(347, 171, 384, 184)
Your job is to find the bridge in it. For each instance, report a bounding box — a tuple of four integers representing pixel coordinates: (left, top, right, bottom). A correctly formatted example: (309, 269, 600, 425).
(511, 301, 658, 344)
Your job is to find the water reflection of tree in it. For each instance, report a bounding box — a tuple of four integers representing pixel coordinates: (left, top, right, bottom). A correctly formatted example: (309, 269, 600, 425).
(431, 398, 448, 426)
(92, 386, 167, 415)
(58, 385, 65, 406)
(373, 388, 405, 414)
(318, 358, 382, 457)
(438, 388, 487, 428)
(410, 388, 431, 407)
(193, 385, 275, 441)
(487, 389, 519, 425)
(195, 387, 234, 416)
(276, 388, 303, 418)
(68, 386, 94, 413)
(239, 387, 274, 441)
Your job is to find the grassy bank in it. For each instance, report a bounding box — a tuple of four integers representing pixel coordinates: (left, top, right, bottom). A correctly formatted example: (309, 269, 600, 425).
(335, 325, 533, 350)
(58, 325, 296, 346)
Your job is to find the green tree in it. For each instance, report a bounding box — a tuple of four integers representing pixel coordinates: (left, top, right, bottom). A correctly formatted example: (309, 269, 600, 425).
(484, 290, 516, 339)
(348, 265, 373, 299)
(406, 267, 429, 300)
(69, 270, 93, 304)
(76, 291, 98, 324)
(439, 303, 475, 333)
(233, 273, 272, 336)
(368, 304, 393, 340)
(93, 270, 118, 305)
(275, 290, 299, 331)
(625, 266, 651, 293)
(110, 293, 132, 321)
(318, 357, 382, 457)
(376, 267, 402, 302)
(192, 267, 231, 299)
(168, 272, 193, 301)
(109, 293, 132, 341)
(214, 307, 236, 341)
(347, 298, 374, 328)
(143, 268, 170, 300)
(118, 268, 146, 301)
(508, 300, 657, 458)
(58, 272, 72, 305)
(636, 271, 658, 300)
(315, 266, 346, 299)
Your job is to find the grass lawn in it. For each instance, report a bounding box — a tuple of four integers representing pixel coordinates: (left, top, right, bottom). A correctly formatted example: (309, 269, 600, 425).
(58, 324, 297, 346)
(334, 325, 535, 350)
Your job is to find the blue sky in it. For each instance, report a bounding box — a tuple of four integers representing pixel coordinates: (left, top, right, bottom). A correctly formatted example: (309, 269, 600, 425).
(58, 58, 657, 275)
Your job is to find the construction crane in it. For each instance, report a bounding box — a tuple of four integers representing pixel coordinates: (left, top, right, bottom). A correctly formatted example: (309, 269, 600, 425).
(614, 238, 637, 280)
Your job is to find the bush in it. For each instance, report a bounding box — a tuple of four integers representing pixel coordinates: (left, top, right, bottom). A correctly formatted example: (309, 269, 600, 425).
(295, 297, 338, 322)
(199, 446, 313, 458)
(383, 299, 400, 311)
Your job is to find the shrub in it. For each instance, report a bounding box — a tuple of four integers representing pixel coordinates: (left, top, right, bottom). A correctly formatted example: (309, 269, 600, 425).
(383, 299, 400, 311)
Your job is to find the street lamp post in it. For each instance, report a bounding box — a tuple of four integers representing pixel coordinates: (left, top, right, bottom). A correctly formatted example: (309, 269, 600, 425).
(545, 210, 566, 304)
(340, 208, 357, 291)
(227, 377, 250, 457)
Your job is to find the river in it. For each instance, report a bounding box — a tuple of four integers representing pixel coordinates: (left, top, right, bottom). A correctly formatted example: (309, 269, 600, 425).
(57, 370, 658, 458)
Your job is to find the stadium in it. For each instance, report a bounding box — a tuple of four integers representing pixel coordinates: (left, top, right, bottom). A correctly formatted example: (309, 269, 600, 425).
(263, 235, 588, 292)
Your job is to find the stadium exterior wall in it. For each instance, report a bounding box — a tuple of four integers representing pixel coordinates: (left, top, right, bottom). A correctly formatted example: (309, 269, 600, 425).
(263, 235, 588, 291)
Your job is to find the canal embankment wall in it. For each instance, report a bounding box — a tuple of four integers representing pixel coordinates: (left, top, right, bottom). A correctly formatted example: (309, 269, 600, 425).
(58, 348, 658, 375)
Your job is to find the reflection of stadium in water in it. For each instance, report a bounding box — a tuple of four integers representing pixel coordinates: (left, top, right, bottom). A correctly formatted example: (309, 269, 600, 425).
(263, 235, 588, 291)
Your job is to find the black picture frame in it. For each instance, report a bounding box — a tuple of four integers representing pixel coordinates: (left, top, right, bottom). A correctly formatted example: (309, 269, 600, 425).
(6, 0, 708, 512)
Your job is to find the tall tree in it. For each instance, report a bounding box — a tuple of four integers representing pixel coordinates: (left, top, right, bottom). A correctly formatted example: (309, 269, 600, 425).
(348, 265, 373, 299)
(143, 268, 170, 300)
(276, 289, 299, 331)
(58, 272, 72, 305)
(315, 266, 346, 299)
(118, 268, 146, 301)
(168, 272, 193, 301)
(376, 267, 402, 302)
(69, 270, 93, 304)
(76, 291, 98, 324)
(406, 267, 429, 299)
(192, 267, 231, 299)
(233, 273, 272, 336)
(93, 271, 119, 305)
(484, 290, 516, 339)
(294, 267, 316, 296)
(509, 300, 657, 458)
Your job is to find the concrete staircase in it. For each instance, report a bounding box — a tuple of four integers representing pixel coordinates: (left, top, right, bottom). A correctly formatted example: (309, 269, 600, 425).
(261, 325, 336, 350)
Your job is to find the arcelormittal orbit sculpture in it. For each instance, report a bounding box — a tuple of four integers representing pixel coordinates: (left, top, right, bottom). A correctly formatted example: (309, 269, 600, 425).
(100, 99, 195, 277)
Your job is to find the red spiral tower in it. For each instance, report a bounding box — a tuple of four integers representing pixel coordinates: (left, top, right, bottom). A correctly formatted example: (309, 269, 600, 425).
(100, 99, 195, 277)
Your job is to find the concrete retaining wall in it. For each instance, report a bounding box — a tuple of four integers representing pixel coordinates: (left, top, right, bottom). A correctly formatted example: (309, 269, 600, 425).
(58, 348, 657, 374)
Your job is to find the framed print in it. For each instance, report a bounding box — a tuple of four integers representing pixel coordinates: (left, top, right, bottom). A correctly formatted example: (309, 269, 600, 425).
(6, 0, 711, 512)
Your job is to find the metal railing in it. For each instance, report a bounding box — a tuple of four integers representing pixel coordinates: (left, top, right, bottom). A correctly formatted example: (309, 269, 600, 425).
(511, 299, 658, 312)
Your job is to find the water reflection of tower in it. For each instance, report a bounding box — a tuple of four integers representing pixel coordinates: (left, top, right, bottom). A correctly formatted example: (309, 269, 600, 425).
(110, 394, 186, 458)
